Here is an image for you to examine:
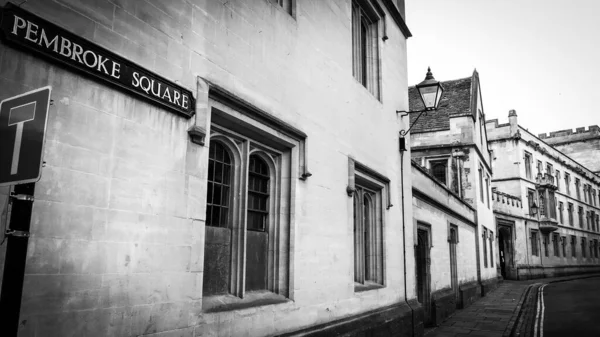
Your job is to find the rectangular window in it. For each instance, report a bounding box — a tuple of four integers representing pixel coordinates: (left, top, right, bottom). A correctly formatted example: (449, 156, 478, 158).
(482, 228, 488, 267)
(579, 206, 584, 228)
(596, 215, 599, 233)
(555, 170, 561, 190)
(489, 230, 494, 267)
(486, 175, 490, 208)
(568, 203, 574, 226)
(479, 165, 484, 203)
(562, 236, 567, 257)
(524, 152, 532, 179)
(528, 189, 537, 216)
(543, 234, 549, 257)
(595, 240, 599, 258)
(531, 230, 539, 256)
(352, 0, 380, 98)
(592, 211, 596, 231)
(537, 160, 543, 176)
(584, 184, 588, 203)
(553, 233, 560, 257)
(575, 178, 581, 200)
(351, 159, 388, 290)
(429, 159, 448, 186)
(593, 189, 597, 206)
(571, 235, 577, 257)
(559, 202, 564, 224)
(565, 173, 571, 195)
(582, 237, 587, 258)
(590, 240, 594, 258)
(586, 211, 591, 230)
(548, 190, 556, 219)
(546, 163, 553, 175)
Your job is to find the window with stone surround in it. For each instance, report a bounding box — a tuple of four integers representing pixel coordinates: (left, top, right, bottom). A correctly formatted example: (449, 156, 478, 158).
(568, 202, 574, 226)
(578, 206, 584, 228)
(582, 237, 587, 258)
(555, 170, 561, 190)
(479, 165, 484, 203)
(571, 235, 577, 257)
(530, 230, 539, 256)
(489, 230, 494, 266)
(561, 236, 567, 257)
(429, 158, 449, 186)
(537, 160, 543, 176)
(483, 228, 488, 267)
(543, 234, 549, 257)
(486, 174, 491, 209)
(565, 173, 571, 195)
(349, 159, 389, 291)
(527, 189, 537, 216)
(575, 178, 581, 200)
(352, 0, 382, 99)
(559, 202, 564, 224)
(595, 240, 599, 258)
(200, 95, 306, 311)
(524, 152, 532, 179)
(553, 233, 560, 257)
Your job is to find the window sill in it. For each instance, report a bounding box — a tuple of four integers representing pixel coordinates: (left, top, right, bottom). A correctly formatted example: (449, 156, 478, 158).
(354, 281, 384, 293)
(202, 290, 290, 313)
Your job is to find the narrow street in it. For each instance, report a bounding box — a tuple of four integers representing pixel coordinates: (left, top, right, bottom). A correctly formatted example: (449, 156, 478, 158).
(542, 277, 600, 337)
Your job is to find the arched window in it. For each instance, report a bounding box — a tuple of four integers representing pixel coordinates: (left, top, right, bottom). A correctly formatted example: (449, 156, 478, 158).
(206, 142, 232, 227)
(247, 155, 270, 231)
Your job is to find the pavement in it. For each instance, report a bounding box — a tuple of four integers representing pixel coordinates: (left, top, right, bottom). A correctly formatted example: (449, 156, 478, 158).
(423, 273, 600, 337)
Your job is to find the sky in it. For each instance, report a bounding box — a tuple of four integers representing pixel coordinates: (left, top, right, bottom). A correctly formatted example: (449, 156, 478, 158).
(406, 0, 600, 137)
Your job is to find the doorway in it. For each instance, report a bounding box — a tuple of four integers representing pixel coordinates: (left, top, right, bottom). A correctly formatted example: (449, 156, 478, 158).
(416, 228, 431, 325)
(498, 223, 514, 279)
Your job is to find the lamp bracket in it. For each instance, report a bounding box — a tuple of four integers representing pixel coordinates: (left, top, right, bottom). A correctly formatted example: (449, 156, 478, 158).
(398, 108, 430, 137)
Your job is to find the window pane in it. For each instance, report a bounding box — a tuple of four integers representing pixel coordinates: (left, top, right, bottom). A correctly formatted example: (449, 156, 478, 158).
(206, 142, 232, 227)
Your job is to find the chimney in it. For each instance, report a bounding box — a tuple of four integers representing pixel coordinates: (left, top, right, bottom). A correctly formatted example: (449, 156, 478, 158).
(508, 109, 518, 136)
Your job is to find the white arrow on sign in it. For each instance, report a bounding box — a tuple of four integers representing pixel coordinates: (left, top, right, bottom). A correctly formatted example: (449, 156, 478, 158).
(8, 101, 36, 175)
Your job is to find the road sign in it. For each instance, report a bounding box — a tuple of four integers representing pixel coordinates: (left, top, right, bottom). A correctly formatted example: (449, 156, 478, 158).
(0, 86, 51, 187)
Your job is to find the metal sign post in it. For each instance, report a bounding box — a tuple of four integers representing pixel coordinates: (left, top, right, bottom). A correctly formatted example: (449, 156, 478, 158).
(0, 87, 51, 336)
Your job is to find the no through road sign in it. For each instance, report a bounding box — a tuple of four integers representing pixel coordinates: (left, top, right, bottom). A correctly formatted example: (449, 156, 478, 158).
(0, 86, 51, 187)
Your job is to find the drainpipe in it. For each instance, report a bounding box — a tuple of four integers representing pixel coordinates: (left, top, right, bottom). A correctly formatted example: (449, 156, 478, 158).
(400, 148, 416, 337)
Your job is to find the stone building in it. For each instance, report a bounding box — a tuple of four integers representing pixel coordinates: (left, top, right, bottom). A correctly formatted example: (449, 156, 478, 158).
(0, 0, 422, 336)
(411, 162, 480, 326)
(539, 125, 600, 175)
(408, 70, 499, 312)
(486, 111, 600, 279)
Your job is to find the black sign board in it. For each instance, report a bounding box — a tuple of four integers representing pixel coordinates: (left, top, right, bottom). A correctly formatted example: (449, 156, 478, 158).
(0, 3, 195, 117)
(0, 86, 51, 187)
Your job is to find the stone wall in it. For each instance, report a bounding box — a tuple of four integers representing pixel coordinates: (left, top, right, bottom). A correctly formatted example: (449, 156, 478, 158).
(0, 0, 415, 336)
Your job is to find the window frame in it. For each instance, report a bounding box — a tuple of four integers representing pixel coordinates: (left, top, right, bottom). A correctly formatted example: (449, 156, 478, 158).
(565, 173, 571, 195)
(349, 158, 389, 291)
(571, 235, 577, 257)
(351, 0, 382, 99)
(427, 157, 449, 186)
(530, 230, 539, 257)
(568, 202, 574, 226)
(524, 152, 532, 179)
(553, 233, 560, 257)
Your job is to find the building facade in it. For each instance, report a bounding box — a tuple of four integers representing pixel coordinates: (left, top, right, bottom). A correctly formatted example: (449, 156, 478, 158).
(408, 70, 499, 300)
(539, 125, 600, 175)
(0, 1, 422, 336)
(411, 162, 480, 326)
(487, 111, 600, 279)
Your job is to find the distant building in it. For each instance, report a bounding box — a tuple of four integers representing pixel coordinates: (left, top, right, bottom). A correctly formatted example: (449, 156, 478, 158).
(539, 126, 600, 175)
(411, 162, 480, 326)
(408, 69, 500, 318)
(487, 111, 600, 279)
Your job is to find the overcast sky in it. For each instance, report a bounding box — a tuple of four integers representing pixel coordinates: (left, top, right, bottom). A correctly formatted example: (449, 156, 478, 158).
(406, 0, 599, 137)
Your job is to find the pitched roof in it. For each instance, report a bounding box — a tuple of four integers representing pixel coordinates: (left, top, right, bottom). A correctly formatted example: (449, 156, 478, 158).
(408, 75, 474, 133)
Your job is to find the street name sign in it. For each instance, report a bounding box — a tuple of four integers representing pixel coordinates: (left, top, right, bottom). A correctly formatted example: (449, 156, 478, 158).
(0, 86, 51, 187)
